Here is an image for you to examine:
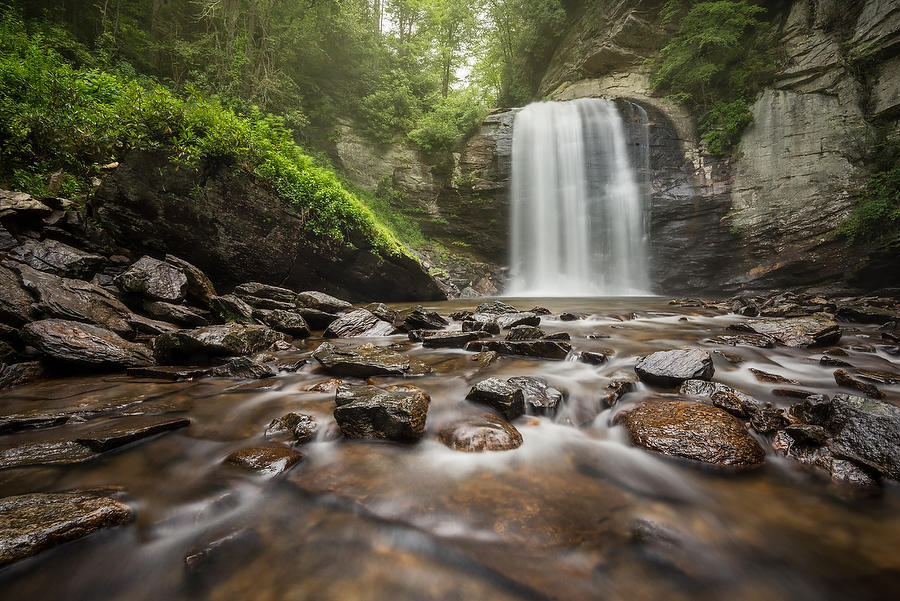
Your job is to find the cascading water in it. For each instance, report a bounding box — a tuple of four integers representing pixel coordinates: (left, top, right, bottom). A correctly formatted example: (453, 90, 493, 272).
(506, 98, 651, 297)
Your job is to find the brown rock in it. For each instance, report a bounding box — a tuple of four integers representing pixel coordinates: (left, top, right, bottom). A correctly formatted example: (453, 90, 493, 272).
(438, 414, 523, 452)
(224, 446, 302, 475)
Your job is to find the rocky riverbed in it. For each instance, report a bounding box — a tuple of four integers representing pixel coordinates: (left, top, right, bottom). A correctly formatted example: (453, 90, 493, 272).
(2, 191, 900, 600)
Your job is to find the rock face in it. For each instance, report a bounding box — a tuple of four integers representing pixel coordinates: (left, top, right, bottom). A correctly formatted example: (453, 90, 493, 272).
(438, 414, 523, 452)
(333, 384, 430, 441)
(311, 342, 431, 377)
(93, 151, 445, 301)
(23, 319, 154, 368)
(0, 491, 133, 566)
(617, 400, 766, 469)
(634, 349, 714, 387)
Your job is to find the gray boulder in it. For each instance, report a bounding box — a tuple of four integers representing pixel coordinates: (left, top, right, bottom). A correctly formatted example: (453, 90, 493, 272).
(115, 255, 188, 302)
(23, 319, 153, 368)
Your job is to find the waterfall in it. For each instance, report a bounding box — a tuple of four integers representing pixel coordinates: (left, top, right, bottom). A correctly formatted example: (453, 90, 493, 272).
(506, 98, 651, 297)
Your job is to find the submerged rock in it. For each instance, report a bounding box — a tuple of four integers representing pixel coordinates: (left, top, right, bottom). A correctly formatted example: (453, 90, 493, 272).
(23, 319, 153, 368)
(616, 400, 765, 469)
(466, 378, 525, 420)
(126, 365, 212, 381)
(438, 414, 523, 452)
(465, 339, 572, 360)
(265, 412, 319, 444)
(507, 376, 563, 415)
(154, 323, 284, 362)
(311, 342, 431, 377)
(114, 255, 188, 302)
(333, 384, 430, 441)
(224, 446, 302, 475)
(709, 333, 775, 348)
(729, 315, 841, 347)
(634, 349, 714, 387)
(324, 309, 395, 338)
(579, 351, 608, 365)
(296, 290, 352, 313)
(0, 491, 133, 566)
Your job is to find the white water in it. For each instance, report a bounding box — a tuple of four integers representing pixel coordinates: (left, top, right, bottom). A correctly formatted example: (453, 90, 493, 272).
(506, 98, 651, 297)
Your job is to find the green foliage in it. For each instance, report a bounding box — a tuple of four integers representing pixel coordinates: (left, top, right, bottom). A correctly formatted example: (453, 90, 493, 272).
(652, 1, 773, 155)
(0, 10, 407, 257)
(408, 89, 488, 153)
(838, 138, 900, 245)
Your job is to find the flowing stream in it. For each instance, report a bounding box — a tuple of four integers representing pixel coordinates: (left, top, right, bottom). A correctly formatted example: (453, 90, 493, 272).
(507, 99, 651, 297)
(1, 298, 899, 601)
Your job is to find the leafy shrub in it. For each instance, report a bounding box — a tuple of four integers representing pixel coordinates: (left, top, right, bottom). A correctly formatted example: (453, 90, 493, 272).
(0, 10, 407, 257)
(838, 138, 900, 245)
(408, 90, 487, 153)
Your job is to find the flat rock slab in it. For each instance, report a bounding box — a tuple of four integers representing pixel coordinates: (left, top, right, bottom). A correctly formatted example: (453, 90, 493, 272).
(312, 342, 431, 377)
(334, 384, 430, 441)
(0, 415, 190, 468)
(0, 491, 133, 566)
(126, 365, 213, 381)
(234, 282, 296, 304)
(398, 305, 449, 331)
(142, 300, 209, 327)
(466, 378, 525, 420)
(115, 255, 188, 302)
(827, 394, 900, 480)
(465, 340, 572, 360)
(324, 309, 395, 338)
(496, 312, 541, 329)
(296, 291, 352, 313)
(8, 238, 105, 279)
(23, 319, 154, 368)
(729, 315, 841, 347)
(616, 400, 765, 469)
(421, 331, 483, 348)
(224, 446, 303, 475)
(475, 300, 520, 315)
(709, 333, 775, 348)
(635, 349, 714, 387)
(507, 376, 563, 415)
(438, 414, 523, 452)
(0, 190, 52, 218)
(154, 323, 284, 362)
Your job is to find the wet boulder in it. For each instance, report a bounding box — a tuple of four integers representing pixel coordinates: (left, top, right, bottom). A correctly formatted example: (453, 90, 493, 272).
(680, 380, 759, 418)
(749, 405, 790, 434)
(507, 376, 563, 415)
(729, 315, 841, 347)
(438, 414, 523, 452)
(211, 356, 276, 379)
(635, 349, 714, 387)
(255, 309, 310, 337)
(209, 294, 256, 324)
(475, 300, 520, 315)
(465, 340, 572, 360)
(324, 309, 396, 338)
(421, 331, 483, 348)
(296, 290, 352, 313)
(463, 317, 500, 334)
(8, 238, 105, 279)
(224, 446, 303, 475)
(466, 378, 525, 420)
(363, 302, 399, 324)
(0, 491, 133, 566)
(234, 282, 297, 306)
(599, 377, 636, 408)
(579, 351, 608, 365)
(154, 323, 284, 363)
(333, 384, 430, 441)
(496, 312, 541, 329)
(165, 255, 217, 307)
(311, 342, 431, 377)
(265, 412, 319, 444)
(833, 369, 885, 399)
(616, 400, 765, 469)
(826, 394, 900, 481)
(23, 319, 153, 368)
(142, 300, 209, 327)
(506, 325, 546, 340)
(114, 256, 188, 302)
(397, 305, 448, 331)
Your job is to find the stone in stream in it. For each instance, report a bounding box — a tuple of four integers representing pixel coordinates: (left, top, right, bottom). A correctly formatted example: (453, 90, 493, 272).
(184, 527, 262, 577)
(496, 312, 541, 329)
(311, 342, 431, 377)
(833, 369, 885, 399)
(114, 255, 188, 302)
(826, 394, 900, 481)
(634, 349, 714, 387)
(599, 377, 636, 408)
(0, 491, 133, 567)
(209, 294, 256, 324)
(165, 254, 216, 307)
(465, 340, 572, 360)
(421, 331, 484, 348)
(728, 315, 841, 347)
(265, 412, 319, 444)
(506, 376, 563, 415)
(679, 379, 760, 419)
(0, 361, 45, 391)
(296, 290, 352, 314)
(475, 300, 520, 315)
(749, 405, 790, 434)
(324, 308, 396, 338)
(579, 351, 607, 365)
(505, 325, 546, 340)
(211, 356, 276, 379)
(23, 319, 154, 368)
(749, 368, 799, 384)
(333, 384, 430, 441)
(407, 329, 441, 342)
(364, 302, 399, 323)
(616, 400, 765, 469)
(8, 238, 105, 279)
(438, 414, 523, 452)
(224, 446, 303, 475)
(14, 263, 136, 336)
(543, 332, 571, 341)
(558, 312, 583, 321)
(472, 350, 499, 369)
(466, 378, 525, 420)
(254, 309, 311, 337)
(820, 355, 853, 368)
(855, 369, 900, 385)
(153, 323, 285, 363)
(397, 305, 448, 331)
(708, 333, 775, 348)
(462, 317, 500, 334)
(142, 300, 210, 327)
